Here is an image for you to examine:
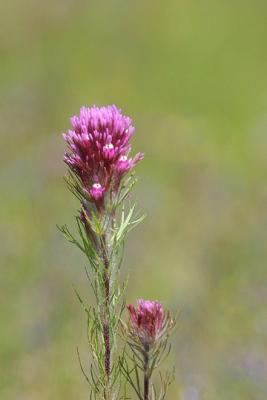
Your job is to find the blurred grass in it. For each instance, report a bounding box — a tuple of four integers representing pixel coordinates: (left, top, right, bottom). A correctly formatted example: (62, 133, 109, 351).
(1, 1, 267, 399)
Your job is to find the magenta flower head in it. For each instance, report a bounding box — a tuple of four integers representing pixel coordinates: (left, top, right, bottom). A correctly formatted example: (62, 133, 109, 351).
(63, 105, 144, 206)
(127, 299, 172, 347)
(123, 300, 176, 400)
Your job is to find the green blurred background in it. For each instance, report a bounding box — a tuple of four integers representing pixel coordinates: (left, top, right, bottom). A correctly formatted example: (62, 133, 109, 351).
(1, 1, 267, 399)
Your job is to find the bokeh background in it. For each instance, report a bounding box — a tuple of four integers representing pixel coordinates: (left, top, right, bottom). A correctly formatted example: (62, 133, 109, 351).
(1, 1, 267, 399)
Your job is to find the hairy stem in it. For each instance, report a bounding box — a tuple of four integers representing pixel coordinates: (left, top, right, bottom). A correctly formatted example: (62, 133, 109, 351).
(101, 234, 111, 399)
(144, 345, 150, 400)
(103, 270, 110, 377)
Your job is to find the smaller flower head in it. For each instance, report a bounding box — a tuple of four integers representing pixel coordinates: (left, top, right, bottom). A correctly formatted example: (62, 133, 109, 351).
(127, 299, 168, 346)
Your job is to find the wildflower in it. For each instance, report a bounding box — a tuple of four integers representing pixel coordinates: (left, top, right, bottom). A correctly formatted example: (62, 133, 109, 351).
(123, 300, 175, 400)
(63, 105, 143, 204)
(127, 299, 170, 346)
(60, 105, 146, 400)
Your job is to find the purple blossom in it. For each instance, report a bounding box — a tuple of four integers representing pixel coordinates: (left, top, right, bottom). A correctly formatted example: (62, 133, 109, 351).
(127, 299, 165, 346)
(63, 105, 143, 204)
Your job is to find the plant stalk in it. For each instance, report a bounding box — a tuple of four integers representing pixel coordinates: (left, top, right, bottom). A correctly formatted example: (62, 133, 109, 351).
(101, 234, 111, 400)
(144, 345, 150, 400)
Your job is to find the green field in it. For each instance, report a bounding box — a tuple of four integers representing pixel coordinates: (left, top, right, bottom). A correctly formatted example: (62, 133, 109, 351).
(1, 1, 267, 399)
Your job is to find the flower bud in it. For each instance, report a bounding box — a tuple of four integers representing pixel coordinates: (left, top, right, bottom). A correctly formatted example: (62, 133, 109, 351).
(127, 299, 165, 346)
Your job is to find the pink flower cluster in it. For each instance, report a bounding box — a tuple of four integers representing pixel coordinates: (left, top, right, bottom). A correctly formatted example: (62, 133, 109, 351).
(127, 299, 165, 346)
(63, 105, 143, 204)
